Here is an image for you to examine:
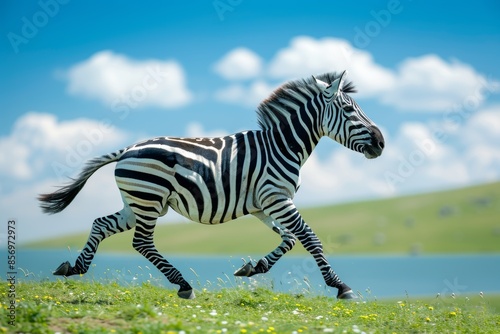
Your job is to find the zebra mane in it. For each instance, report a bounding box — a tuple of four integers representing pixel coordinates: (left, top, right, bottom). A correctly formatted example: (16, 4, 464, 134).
(256, 72, 356, 130)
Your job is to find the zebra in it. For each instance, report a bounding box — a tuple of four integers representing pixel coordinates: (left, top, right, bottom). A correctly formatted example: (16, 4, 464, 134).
(39, 71, 384, 300)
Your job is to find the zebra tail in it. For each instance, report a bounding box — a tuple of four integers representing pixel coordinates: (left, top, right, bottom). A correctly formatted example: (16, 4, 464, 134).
(38, 149, 125, 215)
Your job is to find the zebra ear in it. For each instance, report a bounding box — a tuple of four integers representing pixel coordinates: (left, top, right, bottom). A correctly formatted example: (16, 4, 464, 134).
(312, 75, 329, 89)
(325, 70, 347, 96)
(339, 70, 348, 90)
(325, 79, 340, 96)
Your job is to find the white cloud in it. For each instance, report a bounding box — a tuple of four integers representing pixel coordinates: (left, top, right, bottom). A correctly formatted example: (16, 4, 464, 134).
(463, 108, 500, 180)
(0, 112, 129, 181)
(213, 47, 263, 80)
(381, 55, 493, 111)
(214, 36, 497, 112)
(66, 50, 192, 109)
(393, 122, 450, 160)
(268, 36, 395, 97)
(464, 107, 500, 144)
(185, 122, 228, 138)
(214, 80, 276, 107)
(0, 138, 30, 179)
(296, 140, 395, 206)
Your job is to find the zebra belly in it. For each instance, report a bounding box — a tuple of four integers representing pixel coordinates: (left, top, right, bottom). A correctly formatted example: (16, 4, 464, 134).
(166, 191, 253, 225)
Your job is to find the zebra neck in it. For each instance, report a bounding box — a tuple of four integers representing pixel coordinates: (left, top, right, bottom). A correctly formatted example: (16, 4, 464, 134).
(266, 127, 320, 168)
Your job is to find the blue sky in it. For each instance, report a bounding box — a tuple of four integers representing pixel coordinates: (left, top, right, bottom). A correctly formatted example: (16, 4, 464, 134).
(1, 0, 500, 242)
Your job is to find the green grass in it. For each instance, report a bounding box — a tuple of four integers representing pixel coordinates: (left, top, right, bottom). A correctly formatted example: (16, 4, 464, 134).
(27, 181, 500, 255)
(1, 280, 499, 333)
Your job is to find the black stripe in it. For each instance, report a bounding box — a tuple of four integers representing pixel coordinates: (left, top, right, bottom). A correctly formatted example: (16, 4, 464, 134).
(219, 136, 233, 223)
(115, 168, 167, 187)
(122, 189, 163, 203)
(174, 173, 205, 221)
(232, 133, 246, 219)
(129, 202, 160, 214)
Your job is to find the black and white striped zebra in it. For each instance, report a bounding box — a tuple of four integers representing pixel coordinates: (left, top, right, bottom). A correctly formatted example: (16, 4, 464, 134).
(39, 71, 384, 300)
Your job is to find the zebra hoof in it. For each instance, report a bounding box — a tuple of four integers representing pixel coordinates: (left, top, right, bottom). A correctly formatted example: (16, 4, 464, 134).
(337, 283, 357, 300)
(53, 261, 71, 276)
(177, 289, 195, 300)
(337, 289, 357, 300)
(234, 262, 255, 277)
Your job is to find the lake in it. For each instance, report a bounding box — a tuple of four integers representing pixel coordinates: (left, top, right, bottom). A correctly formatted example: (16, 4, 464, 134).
(3, 249, 499, 299)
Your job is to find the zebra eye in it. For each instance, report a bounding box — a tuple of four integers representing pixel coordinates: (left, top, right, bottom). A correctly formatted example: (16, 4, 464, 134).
(343, 105, 355, 113)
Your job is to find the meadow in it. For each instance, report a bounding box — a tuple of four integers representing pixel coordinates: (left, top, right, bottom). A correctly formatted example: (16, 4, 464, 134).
(2, 280, 500, 333)
(8, 181, 499, 333)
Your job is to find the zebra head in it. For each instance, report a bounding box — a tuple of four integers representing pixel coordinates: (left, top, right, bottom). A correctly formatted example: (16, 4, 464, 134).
(315, 71, 384, 159)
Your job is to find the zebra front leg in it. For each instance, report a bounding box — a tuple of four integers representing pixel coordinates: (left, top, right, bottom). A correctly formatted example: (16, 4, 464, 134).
(53, 208, 136, 276)
(234, 212, 296, 277)
(262, 199, 356, 299)
(132, 220, 194, 299)
(294, 222, 356, 299)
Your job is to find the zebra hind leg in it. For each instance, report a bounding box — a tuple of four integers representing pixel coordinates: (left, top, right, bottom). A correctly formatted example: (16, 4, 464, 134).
(234, 213, 297, 277)
(132, 218, 195, 299)
(53, 207, 136, 276)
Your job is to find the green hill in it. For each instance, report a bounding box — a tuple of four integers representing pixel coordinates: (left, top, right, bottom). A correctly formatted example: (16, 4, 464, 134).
(27, 182, 500, 255)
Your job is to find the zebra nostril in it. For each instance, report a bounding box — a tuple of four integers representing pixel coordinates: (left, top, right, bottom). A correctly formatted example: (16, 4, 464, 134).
(368, 125, 385, 152)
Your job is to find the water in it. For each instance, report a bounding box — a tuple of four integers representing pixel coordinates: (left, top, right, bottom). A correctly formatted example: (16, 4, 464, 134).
(3, 249, 499, 299)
